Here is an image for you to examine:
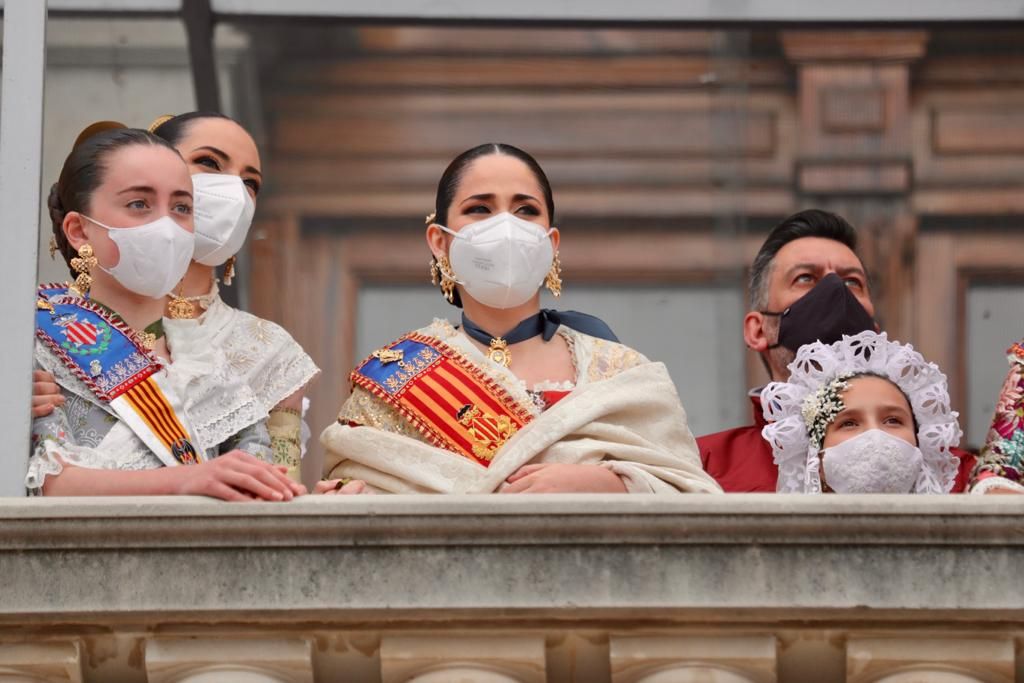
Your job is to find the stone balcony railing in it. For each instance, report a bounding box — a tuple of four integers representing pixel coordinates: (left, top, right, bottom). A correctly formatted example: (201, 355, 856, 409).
(0, 494, 1022, 682)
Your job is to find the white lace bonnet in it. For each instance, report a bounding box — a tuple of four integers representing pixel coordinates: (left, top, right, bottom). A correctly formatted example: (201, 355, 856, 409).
(760, 330, 962, 494)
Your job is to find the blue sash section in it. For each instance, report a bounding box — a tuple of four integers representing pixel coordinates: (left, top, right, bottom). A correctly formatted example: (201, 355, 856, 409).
(35, 284, 158, 403)
(354, 338, 442, 397)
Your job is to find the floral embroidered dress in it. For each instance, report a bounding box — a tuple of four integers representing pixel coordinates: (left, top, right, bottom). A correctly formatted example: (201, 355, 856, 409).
(321, 318, 720, 494)
(971, 340, 1024, 493)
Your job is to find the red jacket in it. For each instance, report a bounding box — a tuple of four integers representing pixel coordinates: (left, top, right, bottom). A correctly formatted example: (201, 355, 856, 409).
(697, 395, 975, 493)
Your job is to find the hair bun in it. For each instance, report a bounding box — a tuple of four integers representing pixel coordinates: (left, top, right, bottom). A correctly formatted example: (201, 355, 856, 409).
(46, 182, 64, 224)
(72, 120, 126, 150)
(147, 114, 175, 133)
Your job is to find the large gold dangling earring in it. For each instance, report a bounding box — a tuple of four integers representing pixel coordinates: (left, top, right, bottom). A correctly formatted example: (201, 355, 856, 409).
(545, 250, 563, 298)
(435, 256, 457, 303)
(222, 255, 236, 286)
(68, 244, 97, 298)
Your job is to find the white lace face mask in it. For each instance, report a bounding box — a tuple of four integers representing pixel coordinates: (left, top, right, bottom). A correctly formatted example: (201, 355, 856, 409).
(84, 214, 195, 299)
(191, 173, 256, 266)
(440, 212, 554, 309)
(821, 429, 923, 494)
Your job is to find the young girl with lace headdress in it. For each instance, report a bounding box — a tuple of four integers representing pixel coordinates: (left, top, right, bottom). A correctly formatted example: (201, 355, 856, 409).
(760, 330, 966, 494)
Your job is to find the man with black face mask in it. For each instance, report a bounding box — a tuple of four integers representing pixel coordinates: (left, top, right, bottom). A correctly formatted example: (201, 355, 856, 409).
(697, 209, 975, 492)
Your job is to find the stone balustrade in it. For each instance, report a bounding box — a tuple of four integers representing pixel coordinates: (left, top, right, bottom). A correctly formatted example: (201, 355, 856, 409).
(0, 494, 1021, 682)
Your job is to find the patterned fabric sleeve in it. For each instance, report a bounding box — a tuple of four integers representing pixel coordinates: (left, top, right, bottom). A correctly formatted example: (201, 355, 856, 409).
(971, 341, 1024, 490)
(219, 419, 273, 461)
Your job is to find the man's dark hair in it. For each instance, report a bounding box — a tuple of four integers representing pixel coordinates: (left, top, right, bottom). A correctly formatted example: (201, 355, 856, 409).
(748, 209, 861, 311)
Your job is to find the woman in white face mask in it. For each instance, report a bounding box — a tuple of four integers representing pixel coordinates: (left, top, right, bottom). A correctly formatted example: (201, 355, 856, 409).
(32, 125, 306, 501)
(761, 330, 963, 494)
(321, 143, 720, 494)
(33, 113, 348, 493)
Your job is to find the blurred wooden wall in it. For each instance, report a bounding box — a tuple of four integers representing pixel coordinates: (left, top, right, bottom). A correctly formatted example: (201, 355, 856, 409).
(244, 26, 1024, 460)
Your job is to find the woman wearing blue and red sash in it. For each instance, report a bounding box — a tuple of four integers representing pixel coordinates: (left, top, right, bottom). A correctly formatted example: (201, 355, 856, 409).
(30, 125, 304, 501)
(321, 144, 721, 494)
(32, 113, 322, 486)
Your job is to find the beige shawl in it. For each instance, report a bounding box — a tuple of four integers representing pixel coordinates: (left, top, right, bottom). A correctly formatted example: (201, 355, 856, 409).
(321, 323, 720, 494)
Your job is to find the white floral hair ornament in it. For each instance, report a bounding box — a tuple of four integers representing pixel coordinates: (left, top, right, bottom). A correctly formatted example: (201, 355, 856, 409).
(760, 330, 962, 494)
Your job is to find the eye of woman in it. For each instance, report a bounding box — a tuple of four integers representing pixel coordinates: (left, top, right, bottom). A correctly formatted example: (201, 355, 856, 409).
(172, 201, 193, 215)
(126, 199, 149, 210)
(194, 155, 221, 172)
(836, 417, 858, 429)
(844, 276, 864, 290)
(243, 177, 261, 195)
(464, 204, 491, 215)
(883, 414, 906, 426)
(515, 204, 540, 216)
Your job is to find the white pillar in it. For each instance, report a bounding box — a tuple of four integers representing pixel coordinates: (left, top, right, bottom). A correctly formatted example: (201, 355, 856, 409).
(381, 635, 546, 683)
(0, 0, 47, 497)
(0, 642, 82, 683)
(610, 635, 776, 683)
(846, 636, 1013, 683)
(145, 638, 313, 683)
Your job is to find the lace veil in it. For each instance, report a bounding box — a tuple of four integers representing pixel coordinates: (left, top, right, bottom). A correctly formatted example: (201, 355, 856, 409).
(760, 331, 961, 494)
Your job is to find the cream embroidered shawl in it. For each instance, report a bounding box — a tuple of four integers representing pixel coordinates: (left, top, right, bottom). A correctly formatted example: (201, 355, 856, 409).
(320, 319, 721, 494)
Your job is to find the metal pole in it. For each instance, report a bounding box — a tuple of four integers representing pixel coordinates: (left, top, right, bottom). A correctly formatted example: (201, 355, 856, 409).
(182, 0, 221, 112)
(0, 0, 47, 497)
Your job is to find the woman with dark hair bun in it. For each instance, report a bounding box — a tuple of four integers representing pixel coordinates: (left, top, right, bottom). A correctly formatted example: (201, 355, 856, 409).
(321, 143, 720, 494)
(31, 124, 305, 500)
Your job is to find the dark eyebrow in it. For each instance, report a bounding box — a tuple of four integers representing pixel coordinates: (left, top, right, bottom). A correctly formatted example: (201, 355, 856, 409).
(192, 145, 262, 178)
(117, 185, 156, 195)
(172, 190, 193, 199)
(836, 265, 868, 280)
(784, 262, 823, 280)
(192, 145, 229, 161)
(784, 262, 867, 281)
(461, 193, 539, 204)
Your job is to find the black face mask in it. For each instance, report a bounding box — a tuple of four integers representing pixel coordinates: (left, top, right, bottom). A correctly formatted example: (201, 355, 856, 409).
(761, 272, 875, 352)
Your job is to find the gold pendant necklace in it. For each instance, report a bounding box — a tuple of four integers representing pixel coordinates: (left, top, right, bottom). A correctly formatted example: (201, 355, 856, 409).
(167, 283, 196, 319)
(488, 337, 511, 367)
(167, 294, 196, 320)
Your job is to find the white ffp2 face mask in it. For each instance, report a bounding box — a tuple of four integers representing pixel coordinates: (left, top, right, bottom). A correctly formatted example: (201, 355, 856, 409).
(821, 429, 923, 494)
(191, 173, 256, 266)
(84, 214, 195, 299)
(440, 212, 554, 309)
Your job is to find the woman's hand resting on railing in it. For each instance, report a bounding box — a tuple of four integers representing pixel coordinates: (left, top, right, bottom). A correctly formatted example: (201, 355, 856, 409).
(500, 463, 628, 493)
(313, 479, 368, 495)
(170, 450, 307, 501)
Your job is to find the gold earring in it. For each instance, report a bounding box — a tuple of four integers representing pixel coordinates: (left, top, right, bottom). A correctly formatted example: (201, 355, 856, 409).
(434, 255, 457, 303)
(48, 236, 59, 260)
(545, 251, 562, 298)
(429, 258, 440, 286)
(68, 244, 97, 298)
(222, 255, 236, 286)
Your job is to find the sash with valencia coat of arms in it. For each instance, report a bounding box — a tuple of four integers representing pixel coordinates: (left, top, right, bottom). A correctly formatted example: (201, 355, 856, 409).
(350, 333, 534, 466)
(35, 283, 202, 467)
